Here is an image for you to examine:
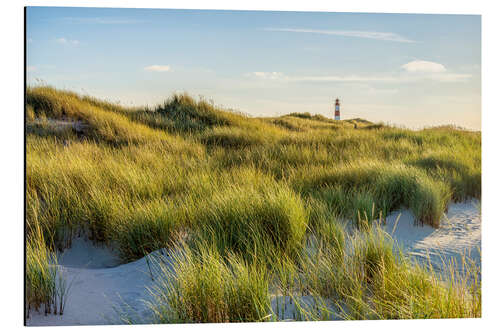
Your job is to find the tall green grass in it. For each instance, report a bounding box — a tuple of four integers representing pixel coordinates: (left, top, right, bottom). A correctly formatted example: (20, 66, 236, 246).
(148, 244, 270, 323)
(146, 222, 480, 322)
(26, 224, 69, 318)
(274, 222, 481, 320)
(297, 162, 451, 227)
(188, 184, 308, 262)
(26, 86, 481, 321)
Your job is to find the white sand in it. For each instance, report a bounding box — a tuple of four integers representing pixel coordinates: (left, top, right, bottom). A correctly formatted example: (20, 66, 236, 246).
(382, 200, 481, 274)
(27, 200, 481, 326)
(26, 237, 172, 326)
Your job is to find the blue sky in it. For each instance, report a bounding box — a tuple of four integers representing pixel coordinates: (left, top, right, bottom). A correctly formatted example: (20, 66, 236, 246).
(26, 7, 481, 129)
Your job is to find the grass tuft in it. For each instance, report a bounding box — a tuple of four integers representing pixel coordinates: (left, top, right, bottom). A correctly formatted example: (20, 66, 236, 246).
(148, 244, 270, 323)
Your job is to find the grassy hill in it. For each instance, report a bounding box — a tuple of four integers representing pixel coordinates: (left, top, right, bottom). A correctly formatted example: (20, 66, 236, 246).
(25, 86, 481, 321)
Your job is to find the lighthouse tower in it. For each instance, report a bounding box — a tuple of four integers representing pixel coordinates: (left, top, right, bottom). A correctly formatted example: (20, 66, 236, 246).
(334, 98, 340, 120)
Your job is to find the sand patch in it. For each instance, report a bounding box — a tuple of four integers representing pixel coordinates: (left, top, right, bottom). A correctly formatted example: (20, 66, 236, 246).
(26, 240, 173, 326)
(382, 200, 481, 273)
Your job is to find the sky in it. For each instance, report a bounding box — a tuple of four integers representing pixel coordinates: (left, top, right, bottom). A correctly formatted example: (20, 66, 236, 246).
(26, 7, 481, 130)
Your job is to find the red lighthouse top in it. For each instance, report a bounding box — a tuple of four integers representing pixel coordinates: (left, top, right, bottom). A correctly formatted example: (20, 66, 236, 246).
(334, 98, 340, 120)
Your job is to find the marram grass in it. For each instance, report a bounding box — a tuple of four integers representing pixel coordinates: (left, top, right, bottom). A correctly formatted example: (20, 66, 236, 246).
(26, 86, 481, 321)
(147, 244, 271, 323)
(26, 223, 70, 318)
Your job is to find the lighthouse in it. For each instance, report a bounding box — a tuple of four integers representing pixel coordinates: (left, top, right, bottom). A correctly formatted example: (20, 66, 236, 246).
(334, 98, 340, 120)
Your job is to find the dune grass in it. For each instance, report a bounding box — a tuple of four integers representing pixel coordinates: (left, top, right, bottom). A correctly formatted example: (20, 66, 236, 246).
(148, 244, 270, 323)
(188, 184, 308, 263)
(146, 222, 480, 323)
(297, 161, 451, 227)
(299, 224, 481, 320)
(26, 224, 70, 318)
(25, 86, 481, 321)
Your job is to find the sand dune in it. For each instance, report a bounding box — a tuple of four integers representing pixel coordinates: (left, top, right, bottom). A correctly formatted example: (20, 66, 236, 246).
(27, 201, 481, 326)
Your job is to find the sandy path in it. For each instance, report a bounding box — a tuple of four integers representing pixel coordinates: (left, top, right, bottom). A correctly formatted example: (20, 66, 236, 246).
(27, 200, 481, 326)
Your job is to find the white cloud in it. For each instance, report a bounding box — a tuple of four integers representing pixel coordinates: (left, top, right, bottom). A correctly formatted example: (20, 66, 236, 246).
(401, 60, 446, 73)
(56, 37, 79, 45)
(247, 69, 471, 84)
(27, 66, 36, 72)
(400, 61, 472, 82)
(366, 87, 399, 95)
(427, 73, 472, 83)
(291, 75, 399, 83)
(247, 72, 398, 83)
(264, 28, 415, 43)
(144, 65, 171, 72)
(247, 72, 285, 80)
